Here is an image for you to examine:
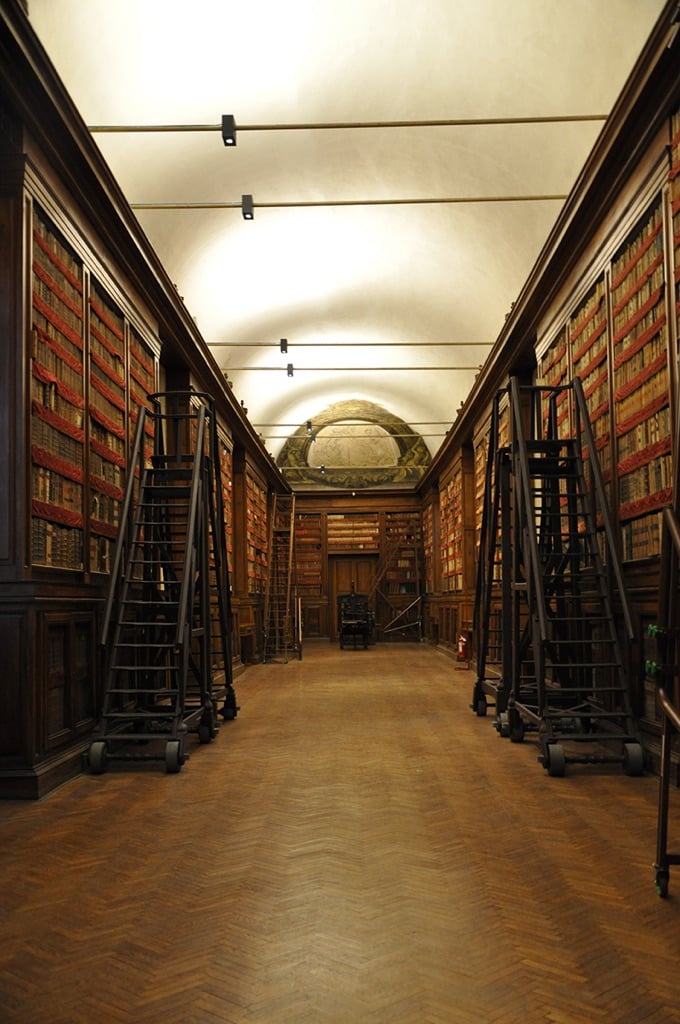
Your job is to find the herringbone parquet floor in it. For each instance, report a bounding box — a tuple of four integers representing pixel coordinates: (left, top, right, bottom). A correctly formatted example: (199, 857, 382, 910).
(2, 641, 680, 1024)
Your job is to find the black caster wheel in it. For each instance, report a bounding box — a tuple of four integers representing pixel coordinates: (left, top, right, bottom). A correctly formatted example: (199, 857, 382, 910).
(497, 712, 510, 738)
(165, 739, 184, 774)
(623, 742, 644, 777)
(198, 707, 219, 744)
(655, 868, 670, 899)
(545, 742, 566, 778)
(220, 688, 239, 721)
(88, 740, 108, 775)
(508, 709, 525, 743)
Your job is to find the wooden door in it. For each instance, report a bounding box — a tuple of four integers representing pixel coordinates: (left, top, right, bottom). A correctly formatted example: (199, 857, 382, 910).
(330, 555, 377, 639)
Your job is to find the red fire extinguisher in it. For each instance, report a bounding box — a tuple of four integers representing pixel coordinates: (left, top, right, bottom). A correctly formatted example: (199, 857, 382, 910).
(457, 633, 468, 661)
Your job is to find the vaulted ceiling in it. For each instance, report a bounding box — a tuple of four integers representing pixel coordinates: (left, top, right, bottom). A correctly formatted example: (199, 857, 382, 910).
(26, 0, 665, 475)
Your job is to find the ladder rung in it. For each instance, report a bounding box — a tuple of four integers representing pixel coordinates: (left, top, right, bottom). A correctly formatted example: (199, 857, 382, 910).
(103, 711, 178, 721)
(106, 688, 180, 696)
(111, 664, 180, 672)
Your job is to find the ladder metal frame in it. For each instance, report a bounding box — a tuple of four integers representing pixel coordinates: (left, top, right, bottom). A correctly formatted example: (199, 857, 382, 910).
(651, 361, 680, 895)
(370, 521, 423, 642)
(472, 390, 512, 716)
(91, 391, 236, 773)
(263, 493, 300, 663)
(653, 508, 680, 896)
(505, 376, 639, 772)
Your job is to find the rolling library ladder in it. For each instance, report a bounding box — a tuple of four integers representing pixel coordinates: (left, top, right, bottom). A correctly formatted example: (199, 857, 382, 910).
(646, 375, 680, 897)
(263, 493, 301, 663)
(473, 377, 643, 777)
(369, 522, 423, 641)
(87, 392, 237, 775)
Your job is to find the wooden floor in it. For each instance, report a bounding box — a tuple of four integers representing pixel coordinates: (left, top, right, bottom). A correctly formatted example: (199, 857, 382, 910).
(2, 641, 680, 1023)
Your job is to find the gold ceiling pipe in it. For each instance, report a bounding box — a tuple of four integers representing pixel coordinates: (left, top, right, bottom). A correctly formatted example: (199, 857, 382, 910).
(208, 340, 490, 347)
(130, 194, 567, 210)
(88, 113, 607, 133)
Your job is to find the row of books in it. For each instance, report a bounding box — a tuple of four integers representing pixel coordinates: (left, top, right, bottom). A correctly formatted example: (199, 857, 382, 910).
(611, 246, 664, 326)
(571, 280, 606, 345)
(614, 330, 666, 392)
(33, 306, 83, 363)
(90, 490, 120, 526)
(610, 203, 663, 295)
(573, 328, 607, 384)
(617, 405, 670, 460)
(33, 267, 83, 334)
(32, 517, 83, 569)
(90, 288, 125, 345)
(129, 331, 156, 386)
(616, 365, 667, 424)
(32, 410, 83, 465)
(618, 451, 671, 503)
(32, 465, 82, 509)
(327, 514, 380, 548)
(614, 301, 666, 364)
(32, 375, 84, 429)
(620, 511, 662, 561)
(89, 536, 112, 575)
(90, 329, 125, 382)
(540, 325, 568, 377)
(33, 211, 82, 284)
(580, 368, 609, 412)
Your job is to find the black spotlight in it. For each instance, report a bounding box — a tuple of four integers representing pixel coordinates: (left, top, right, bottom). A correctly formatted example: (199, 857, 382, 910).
(221, 114, 236, 146)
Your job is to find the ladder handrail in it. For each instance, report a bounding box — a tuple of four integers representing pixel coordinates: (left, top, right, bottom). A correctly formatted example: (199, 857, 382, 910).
(100, 403, 151, 646)
(509, 376, 549, 640)
(571, 374, 634, 641)
(175, 402, 207, 649)
(656, 505, 680, 729)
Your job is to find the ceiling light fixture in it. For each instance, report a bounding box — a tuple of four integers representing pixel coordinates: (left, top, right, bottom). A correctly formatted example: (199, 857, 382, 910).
(280, 338, 288, 353)
(287, 363, 294, 376)
(241, 194, 254, 219)
(221, 114, 236, 146)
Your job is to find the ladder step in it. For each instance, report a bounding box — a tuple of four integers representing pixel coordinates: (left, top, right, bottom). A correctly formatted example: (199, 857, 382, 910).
(106, 688, 180, 696)
(111, 664, 180, 672)
(139, 491, 190, 501)
(114, 642, 177, 649)
(103, 711, 178, 721)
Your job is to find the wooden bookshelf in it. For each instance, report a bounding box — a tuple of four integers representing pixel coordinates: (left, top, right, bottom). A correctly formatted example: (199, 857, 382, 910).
(295, 513, 323, 595)
(383, 511, 421, 595)
(440, 467, 462, 593)
(327, 512, 380, 551)
(128, 324, 157, 466)
(538, 324, 571, 440)
(30, 206, 86, 570)
(30, 205, 163, 576)
(218, 435, 234, 576)
(671, 104, 680, 415)
(245, 470, 268, 594)
(473, 418, 490, 558)
(421, 502, 435, 594)
(88, 279, 126, 574)
(611, 196, 670, 560)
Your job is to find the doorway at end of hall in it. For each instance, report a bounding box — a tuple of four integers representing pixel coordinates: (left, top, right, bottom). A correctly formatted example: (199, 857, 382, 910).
(329, 554, 378, 642)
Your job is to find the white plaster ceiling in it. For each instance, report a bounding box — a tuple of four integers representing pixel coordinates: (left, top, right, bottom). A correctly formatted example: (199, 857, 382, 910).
(27, 0, 665, 463)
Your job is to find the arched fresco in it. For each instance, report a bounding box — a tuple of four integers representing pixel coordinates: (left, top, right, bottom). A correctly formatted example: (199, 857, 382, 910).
(277, 399, 432, 489)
